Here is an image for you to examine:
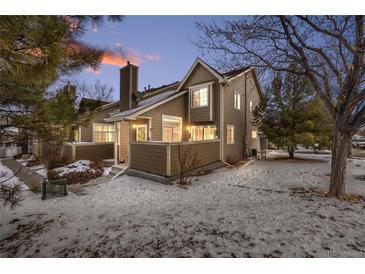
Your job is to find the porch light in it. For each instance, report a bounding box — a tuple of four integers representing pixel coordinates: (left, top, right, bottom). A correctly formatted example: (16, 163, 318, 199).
(186, 126, 191, 131)
(132, 124, 137, 129)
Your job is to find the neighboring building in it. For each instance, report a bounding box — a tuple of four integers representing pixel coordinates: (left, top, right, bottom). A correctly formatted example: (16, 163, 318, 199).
(33, 87, 120, 162)
(105, 58, 263, 179)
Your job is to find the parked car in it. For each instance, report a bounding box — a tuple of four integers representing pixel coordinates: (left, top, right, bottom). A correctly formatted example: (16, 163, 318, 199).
(352, 136, 365, 149)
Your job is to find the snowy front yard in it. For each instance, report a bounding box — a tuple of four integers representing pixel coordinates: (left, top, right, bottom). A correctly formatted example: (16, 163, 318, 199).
(1, 152, 365, 257)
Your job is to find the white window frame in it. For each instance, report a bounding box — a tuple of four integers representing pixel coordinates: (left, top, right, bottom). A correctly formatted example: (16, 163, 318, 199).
(136, 124, 148, 141)
(162, 115, 182, 142)
(227, 125, 235, 145)
(190, 125, 217, 141)
(191, 86, 209, 108)
(234, 91, 241, 110)
(92, 123, 115, 143)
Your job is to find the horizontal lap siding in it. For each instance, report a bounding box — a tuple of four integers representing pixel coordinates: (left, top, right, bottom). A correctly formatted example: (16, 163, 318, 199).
(170, 141, 220, 176)
(75, 143, 114, 161)
(62, 144, 73, 162)
(130, 144, 167, 176)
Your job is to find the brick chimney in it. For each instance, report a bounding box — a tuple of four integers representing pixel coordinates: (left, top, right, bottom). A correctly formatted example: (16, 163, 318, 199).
(63, 81, 76, 99)
(120, 61, 138, 111)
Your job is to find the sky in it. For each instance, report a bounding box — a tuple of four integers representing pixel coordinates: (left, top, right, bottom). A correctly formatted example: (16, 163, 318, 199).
(76, 16, 240, 101)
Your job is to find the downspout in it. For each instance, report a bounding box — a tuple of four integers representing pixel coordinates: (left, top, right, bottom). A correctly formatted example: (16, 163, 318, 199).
(244, 73, 248, 158)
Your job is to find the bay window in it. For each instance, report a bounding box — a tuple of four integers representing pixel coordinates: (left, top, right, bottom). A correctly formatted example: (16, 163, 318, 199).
(93, 123, 114, 142)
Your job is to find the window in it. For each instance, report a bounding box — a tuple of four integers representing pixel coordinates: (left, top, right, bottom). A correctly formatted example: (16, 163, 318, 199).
(93, 123, 114, 142)
(191, 86, 208, 107)
(136, 124, 148, 141)
(252, 130, 257, 139)
(249, 100, 253, 112)
(234, 91, 241, 110)
(162, 115, 182, 142)
(72, 127, 79, 142)
(227, 125, 235, 144)
(190, 125, 216, 141)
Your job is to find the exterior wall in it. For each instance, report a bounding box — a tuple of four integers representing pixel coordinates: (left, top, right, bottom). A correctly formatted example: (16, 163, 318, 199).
(74, 143, 114, 161)
(118, 121, 129, 162)
(223, 71, 261, 161)
(62, 142, 114, 162)
(170, 140, 220, 176)
(130, 142, 168, 176)
(129, 140, 220, 177)
(245, 72, 261, 151)
(79, 106, 117, 142)
(223, 74, 245, 161)
(141, 94, 188, 141)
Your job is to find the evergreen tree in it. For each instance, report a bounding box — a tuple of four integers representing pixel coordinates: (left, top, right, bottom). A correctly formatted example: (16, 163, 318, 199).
(253, 72, 333, 159)
(0, 16, 122, 144)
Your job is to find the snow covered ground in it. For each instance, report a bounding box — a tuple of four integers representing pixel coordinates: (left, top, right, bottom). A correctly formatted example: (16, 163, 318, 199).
(0, 162, 28, 190)
(0, 152, 364, 258)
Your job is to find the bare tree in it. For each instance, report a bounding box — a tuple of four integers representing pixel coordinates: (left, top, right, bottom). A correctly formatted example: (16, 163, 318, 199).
(77, 80, 114, 103)
(0, 170, 23, 209)
(196, 16, 365, 199)
(176, 143, 200, 186)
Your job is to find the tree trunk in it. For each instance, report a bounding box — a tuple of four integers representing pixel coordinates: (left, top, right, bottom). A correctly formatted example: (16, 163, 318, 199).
(288, 147, 295, 159)
(328, 126, 352, 199)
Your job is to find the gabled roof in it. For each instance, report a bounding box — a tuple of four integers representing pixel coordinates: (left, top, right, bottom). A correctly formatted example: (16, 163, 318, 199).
(176, 58, 225, 92)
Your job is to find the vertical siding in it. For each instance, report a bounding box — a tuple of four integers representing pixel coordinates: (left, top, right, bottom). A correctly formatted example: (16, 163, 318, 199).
(130, 143, 167, 176)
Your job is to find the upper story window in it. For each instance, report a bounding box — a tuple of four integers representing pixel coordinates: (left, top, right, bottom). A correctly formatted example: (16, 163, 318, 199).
(191, 86, 208, 108)
(227, 125, 235, 145)
(234, 91, 241, 110)
(93, 123, 114, 142)
(249, 100, 253, 112)
(252, 130, 257, 139)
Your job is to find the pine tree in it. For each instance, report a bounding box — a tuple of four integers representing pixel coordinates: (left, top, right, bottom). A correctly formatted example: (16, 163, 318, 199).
(253, 72, 333, 159)
(0, 16, 122, 144)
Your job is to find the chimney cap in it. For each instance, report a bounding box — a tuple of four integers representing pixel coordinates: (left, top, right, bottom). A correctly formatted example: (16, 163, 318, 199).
(127, 61, 130, 65)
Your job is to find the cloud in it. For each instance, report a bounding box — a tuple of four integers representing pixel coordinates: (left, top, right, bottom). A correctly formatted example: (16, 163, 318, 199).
(101, 48, 141, 67)
(84, 67, 101, 75)
(91, 26, 98, 33)
(115, 42, 123, 48)
(143, 54, 160, 61)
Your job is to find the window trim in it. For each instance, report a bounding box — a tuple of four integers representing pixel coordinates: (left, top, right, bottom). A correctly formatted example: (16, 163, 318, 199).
(227, 124, 235, 145)
(162, 115, 182, 142)
(92, 123, 115, 143)
(234, 91, 241, 110)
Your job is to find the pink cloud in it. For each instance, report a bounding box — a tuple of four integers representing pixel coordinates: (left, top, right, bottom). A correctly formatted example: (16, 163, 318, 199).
(101, 48, 141, 67)
(144, 54, 160, 61)
(91, 26, 98, 32)
(84, 67, 101, 75)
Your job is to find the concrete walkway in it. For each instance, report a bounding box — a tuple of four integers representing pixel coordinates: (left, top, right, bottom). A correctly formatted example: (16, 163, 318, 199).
(0, 159, 45, 191)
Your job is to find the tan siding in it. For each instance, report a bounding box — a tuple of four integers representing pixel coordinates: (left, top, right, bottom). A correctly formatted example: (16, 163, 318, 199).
(130, 143, 167, 176)
(119, 121, 129, 162)
(245, 72, 261, 150)
(170, 141, 220, 176)
(223, 71, 261, 160)
(142, 95, 187, 141)
(75, 143, 114, 161)
(180, 63, 217, 90)
(80, 106, 117, 142)
(223, 73, 246, 161)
